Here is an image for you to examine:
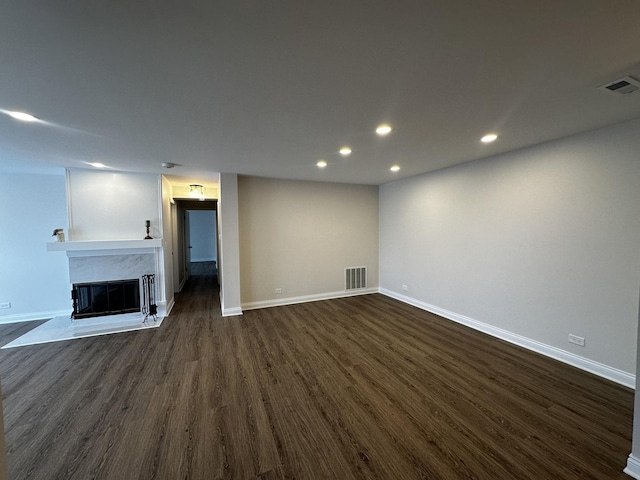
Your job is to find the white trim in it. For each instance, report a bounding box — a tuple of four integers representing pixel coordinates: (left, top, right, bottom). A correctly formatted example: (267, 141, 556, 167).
(222, 306, 243, 317)
(625, 454, 640, 479)
(47, 239, 163, 255)
(164, 297, 175, 317)
(156, 299, 173, 318)
(177, 275, 188, 293)
(0, 297, 174, 328)
(379, 288, 635, 389)
(242, 287, 378, 311)
(65, 169, 73, 240)
(0, 310, 72, 325)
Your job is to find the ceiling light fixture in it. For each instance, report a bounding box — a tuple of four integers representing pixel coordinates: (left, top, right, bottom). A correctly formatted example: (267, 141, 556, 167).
(6, 110, 40, 122)
(339, 147, 352, 156)
(189, 184, 205, 199)
(316, 160, 327, 168)
(481, 133, 498, 143)
(390, 165, 400, 172)
(88, 162, 106, 168)
(161, 162, 175, 169)
(376, 124, 392, 136)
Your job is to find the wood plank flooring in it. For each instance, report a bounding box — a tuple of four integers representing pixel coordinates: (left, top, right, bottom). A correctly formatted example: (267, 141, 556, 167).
(0, 320, 48, 349)
(0, 263, 634, 479)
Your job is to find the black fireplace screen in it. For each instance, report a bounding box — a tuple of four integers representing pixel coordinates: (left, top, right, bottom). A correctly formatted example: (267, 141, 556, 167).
(72, 279, 140, 319)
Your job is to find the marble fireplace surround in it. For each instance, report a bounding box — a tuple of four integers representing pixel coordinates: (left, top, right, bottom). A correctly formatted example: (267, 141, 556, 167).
(0, 239, 167, 348)
(47, 239, 163, 318)
(69, 252, 155, 285)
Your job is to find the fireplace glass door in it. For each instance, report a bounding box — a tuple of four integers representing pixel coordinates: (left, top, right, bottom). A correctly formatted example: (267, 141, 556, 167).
(73, 279, 140, 319)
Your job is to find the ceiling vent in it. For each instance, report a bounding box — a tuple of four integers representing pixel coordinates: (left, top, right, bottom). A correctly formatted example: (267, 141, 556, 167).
(599, 76, 640, 96)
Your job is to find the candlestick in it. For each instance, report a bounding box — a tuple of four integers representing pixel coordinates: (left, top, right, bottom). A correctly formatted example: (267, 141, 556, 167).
(144, 220, 152, 239)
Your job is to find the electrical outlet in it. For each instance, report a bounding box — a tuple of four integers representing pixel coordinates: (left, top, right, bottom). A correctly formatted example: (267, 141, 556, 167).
(0, 302, 10, 309)
(401, 285, 408, 291)
(568, 334, 585, 347)
(274, 288, 282, 294)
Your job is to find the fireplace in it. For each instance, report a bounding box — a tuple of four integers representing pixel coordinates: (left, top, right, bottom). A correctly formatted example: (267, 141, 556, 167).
(72, 279, 140, 319)
(47, 238, 168, 320)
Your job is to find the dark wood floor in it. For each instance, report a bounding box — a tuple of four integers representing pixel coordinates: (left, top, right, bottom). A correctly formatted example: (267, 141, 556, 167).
(0, 262, 634, 479)
(0, 320, 48, 349)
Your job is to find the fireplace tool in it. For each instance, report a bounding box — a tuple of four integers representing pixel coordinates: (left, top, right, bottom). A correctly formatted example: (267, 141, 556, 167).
(142, 274, 158, 322)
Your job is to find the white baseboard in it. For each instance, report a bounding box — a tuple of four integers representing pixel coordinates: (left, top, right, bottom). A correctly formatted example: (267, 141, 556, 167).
(241, 287, 379, 311)
(0, 300, 176, 326)
(0, 309, 72, 325)
(160, 297, 175, 317)
(222, 306, 243, 317)
(625, 454, 640, 479)
(379, 288, 635, 389)
(177, 276, 187, 293)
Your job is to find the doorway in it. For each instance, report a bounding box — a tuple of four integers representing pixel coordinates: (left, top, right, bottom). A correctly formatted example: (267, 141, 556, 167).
(174, 200, 218, 292)
(186, 209, 217, 278)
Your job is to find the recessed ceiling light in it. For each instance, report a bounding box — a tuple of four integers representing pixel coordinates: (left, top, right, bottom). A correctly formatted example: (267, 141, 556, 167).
(339, 147, 352, 156)
(88, 162, 106, 168)
(6, 110, 40, 122)
(316, 160, 327, 168)
(481, 133, 498, 143)
(390, 165, 400, 172)
(376, 124, 392, 136)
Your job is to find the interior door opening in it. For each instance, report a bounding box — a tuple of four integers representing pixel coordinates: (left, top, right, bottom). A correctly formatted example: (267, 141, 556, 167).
(174, 199, 218, 292)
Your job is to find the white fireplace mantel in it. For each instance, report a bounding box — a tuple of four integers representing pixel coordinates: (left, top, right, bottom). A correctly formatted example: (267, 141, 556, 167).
(47, 239, 162, 257)
(45, 238, 167, 319)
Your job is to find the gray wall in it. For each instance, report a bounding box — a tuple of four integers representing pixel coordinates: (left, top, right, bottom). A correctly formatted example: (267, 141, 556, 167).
(380, 118, 640, 376)
(0, 172, 71, 322)
(161, 175, 175, 313)
(238, 176, 379, 307)
(218, 173, 242, 316)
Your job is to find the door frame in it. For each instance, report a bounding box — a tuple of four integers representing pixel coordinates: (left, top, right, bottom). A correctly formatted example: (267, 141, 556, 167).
(174, 199, 218, 291)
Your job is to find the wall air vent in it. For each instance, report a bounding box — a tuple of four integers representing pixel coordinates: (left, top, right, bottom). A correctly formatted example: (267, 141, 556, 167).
(599, 76, 640, 95)
(345, 266, 367, 290)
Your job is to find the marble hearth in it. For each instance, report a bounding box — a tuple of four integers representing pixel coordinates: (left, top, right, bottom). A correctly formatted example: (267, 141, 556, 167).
(3, 239, 168, 348)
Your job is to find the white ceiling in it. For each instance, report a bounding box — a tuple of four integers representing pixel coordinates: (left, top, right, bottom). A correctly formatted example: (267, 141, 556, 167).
(1, 1, 640, 185)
